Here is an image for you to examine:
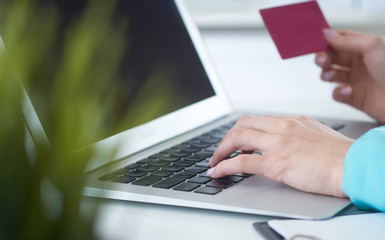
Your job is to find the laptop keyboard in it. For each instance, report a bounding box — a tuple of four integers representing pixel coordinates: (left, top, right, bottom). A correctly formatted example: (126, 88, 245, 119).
(98, 121, 254, 195)
(97, 119, 345, 195)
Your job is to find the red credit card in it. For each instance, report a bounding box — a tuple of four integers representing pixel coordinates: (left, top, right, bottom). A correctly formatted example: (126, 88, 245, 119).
(260, 0, 330, 59)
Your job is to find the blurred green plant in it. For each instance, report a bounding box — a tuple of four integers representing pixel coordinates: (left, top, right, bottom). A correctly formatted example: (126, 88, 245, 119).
(0, 0, 127, 239)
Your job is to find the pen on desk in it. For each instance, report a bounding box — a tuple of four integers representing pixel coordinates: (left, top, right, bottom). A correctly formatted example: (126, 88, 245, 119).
(330, 64, 350, 72)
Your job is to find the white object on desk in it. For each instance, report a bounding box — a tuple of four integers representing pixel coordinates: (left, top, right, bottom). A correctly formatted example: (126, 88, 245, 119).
(268, 212, 385, 240)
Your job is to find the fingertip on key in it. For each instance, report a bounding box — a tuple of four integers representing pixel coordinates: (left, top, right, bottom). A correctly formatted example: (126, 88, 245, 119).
(207, 167, 215, 177)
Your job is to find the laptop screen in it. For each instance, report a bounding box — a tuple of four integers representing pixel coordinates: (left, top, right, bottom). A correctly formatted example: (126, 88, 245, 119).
(29, 0, 216, 143)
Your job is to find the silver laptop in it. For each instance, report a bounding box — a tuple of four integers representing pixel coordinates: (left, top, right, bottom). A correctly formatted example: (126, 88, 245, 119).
(21, 0, 378, 220)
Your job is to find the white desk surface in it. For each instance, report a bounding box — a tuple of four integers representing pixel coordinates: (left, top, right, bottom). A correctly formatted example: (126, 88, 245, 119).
(89, 29, 376, 240)
(89, 198, 275, 240)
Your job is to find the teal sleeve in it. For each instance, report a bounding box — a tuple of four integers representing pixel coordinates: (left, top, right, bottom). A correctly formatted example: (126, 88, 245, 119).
(342, 126, 385, 211)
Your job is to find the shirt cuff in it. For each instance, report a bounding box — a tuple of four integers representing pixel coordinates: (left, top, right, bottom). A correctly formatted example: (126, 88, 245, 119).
(342, 126, 385, 211)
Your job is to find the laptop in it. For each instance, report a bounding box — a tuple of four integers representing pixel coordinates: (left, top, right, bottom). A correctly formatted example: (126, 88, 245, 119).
(20, 0, 378, 219)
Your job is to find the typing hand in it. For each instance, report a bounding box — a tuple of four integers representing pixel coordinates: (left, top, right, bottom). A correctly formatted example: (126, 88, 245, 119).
(209, 115, 354, 197)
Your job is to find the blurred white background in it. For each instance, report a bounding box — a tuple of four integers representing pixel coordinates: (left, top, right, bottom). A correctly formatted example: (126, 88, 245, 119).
(185, 0, 385, 121)
(185, 0, 385, 28)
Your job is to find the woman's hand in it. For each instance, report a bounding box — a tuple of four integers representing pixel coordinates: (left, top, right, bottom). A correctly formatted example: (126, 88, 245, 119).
(316, 29, 385, 123)
(209, 115, 354, 197)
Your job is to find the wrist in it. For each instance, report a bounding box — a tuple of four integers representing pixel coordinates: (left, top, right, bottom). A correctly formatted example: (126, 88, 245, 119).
(332, 140, 353, 198)
(334, 169, 348, 198)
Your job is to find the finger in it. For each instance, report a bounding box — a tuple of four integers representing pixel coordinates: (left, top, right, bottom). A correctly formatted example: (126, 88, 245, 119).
(336, 29, 363, 37)
(315, 52, 331, 69)
(320, 69, 350, 84)
(330, 64, 351, 72)
(320, 69, 336, 82)
(315, 50, 352, 74)
(323, 29, 371, 55)
(332, 85, 353, 105)
(210, 128, 271, 167)
(319, 29, 365, 68)
(208, 154, 265, 178)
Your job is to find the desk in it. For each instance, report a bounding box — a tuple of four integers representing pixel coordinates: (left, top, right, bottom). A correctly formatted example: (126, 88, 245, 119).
(88, 198, 274, 239)
(89, 29, 375, 240)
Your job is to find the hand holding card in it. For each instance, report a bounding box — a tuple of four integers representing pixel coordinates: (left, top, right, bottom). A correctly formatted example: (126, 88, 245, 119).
(260, 0, 330, 59)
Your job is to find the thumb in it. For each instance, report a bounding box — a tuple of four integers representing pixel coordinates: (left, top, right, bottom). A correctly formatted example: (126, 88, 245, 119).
(323, 29, 365, 55)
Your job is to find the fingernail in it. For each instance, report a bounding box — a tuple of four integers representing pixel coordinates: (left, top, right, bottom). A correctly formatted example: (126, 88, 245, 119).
(207, 167, 215, 176)
(209, 157, 213, 165)
(324, 70, 334, 81)
(316, 56, 326, 67)
(323, 28, 339, 39)
(339, 86, 352, 96)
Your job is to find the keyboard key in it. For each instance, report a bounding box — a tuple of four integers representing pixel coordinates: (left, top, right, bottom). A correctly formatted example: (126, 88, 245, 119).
(205, 146, 218, 152)
(159, 156, 181, 162)
(199, 170, 211, 178)
(185, 166, 207, 174)
(218, 125, 232, 131)
(137, 165, 159, 172)
(173, 182, 201, 192)
(171, 152, 191, 158)
(195, 151, 213, 158)
(180, 146, 201, 153)
(206, 180, 233, 189)
(194, 186, 222, 195)
(173, 160, 195, 167)
(126, 170, 148, 177)
(152, 177, 185, 189)
(184, 156, 205, 162)
(151, 170, 174, 177)
(169, 149, 191, 157)
(188, 176, 211, 184)
(137, 158, 152, 164)
(111, 175, 136, 184)
(217, 175, 244, 183)
(131, 176, 162, 186)
(162, 165, 184, 172)
(173, 171, 196, 179)
(200, 138, 220, 144)
(195, 161, 210, 168)
(234, 173, 252, 178)
(190, 142, 211, 148)
(208, 128, 223, 134)
(148, 160, 170, 167)
(211, 134, 226, 140)
(197, 134, 220, 142)
(125, 163, 142, 169)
